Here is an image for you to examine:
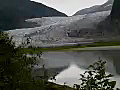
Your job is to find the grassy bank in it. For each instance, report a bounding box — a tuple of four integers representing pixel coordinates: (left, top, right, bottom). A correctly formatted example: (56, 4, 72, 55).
(45, 82, 74, 90)
(21, 42, 120, 53)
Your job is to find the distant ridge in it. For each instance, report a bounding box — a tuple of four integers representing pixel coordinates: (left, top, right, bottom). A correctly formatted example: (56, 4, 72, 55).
(0, 0, 67, 30)
(74, 0, 113, 15)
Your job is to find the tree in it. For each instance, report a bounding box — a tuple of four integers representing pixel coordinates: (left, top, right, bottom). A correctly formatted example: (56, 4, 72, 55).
(0, 31, 71, 90)
(0, 31, 38, 89)
(74, 60, 119, 90)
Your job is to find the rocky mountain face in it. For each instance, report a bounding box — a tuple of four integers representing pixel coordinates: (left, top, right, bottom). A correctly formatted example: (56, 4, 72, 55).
(7, 0, 120, 47)
(74, 0, 113, 15)
(8, 11, 112, 47)
(0, 0, 67, 30)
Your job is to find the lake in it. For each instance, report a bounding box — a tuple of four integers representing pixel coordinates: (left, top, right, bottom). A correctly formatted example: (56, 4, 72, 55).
(33, 49, 120, 88)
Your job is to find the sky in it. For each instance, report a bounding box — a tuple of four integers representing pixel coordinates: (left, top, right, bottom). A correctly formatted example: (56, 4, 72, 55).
(31, 0, 108, 16)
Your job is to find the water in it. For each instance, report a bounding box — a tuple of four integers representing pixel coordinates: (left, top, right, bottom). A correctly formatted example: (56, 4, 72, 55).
(36, 50, 120, 88)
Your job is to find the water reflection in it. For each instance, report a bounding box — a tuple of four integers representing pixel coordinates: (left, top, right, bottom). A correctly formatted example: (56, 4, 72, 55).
(41, 50, 120, 73)
(49, 63, 120, 88)
(36, 50, 120, 88)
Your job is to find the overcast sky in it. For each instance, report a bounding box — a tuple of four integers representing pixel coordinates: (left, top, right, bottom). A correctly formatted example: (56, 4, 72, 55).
(31, 0, 108, 16)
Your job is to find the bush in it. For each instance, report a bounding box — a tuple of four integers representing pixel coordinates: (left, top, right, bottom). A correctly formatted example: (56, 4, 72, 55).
(0, 31, 72, 90)
(0, 31, 38, 89)
(74, 60, 119, 90)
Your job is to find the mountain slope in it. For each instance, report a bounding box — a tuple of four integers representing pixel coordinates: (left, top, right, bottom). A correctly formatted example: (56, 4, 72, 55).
(7, 0, 120, 47)
(8, 11, 112, 47)
(111, 0, 120, 19)
(74, 0, 113, 15)
(0, 0, 67, 30)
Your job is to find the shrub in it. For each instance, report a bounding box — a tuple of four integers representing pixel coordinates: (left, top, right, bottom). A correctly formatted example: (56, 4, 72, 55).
(74, 60, 119, 90)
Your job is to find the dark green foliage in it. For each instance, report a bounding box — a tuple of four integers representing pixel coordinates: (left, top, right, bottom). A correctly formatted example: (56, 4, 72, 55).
(110, 0, 120, 34)
(0, 31, 38, 89)
(74, 60, 119, 90)
(111, 0, 120, 20)
(0, 31, 74, 90)
(0, 31, 54, 90)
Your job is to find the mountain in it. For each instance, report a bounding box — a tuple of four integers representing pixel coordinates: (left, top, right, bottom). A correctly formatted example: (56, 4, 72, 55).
(7, 11, 113, 47)
(7, 0, 120, 47)
(74, 0, 113, 15)
(0, 0, 67, 30)
(110, 0, 120, 19)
